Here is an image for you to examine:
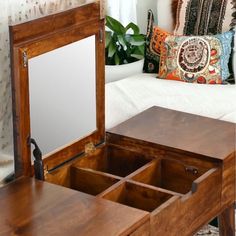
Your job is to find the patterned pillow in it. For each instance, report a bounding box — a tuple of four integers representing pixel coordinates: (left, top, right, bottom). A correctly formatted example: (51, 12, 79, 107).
(159, 31, 234, 84)
(174, 0, 236, 35)
(143, 10, 170, 73)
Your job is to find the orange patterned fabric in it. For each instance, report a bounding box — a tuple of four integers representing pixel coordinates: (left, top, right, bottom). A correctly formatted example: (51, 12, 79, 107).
(152, 26, 170, 56)
(144, 26, 170, 74)
(143, 17, 171, 73)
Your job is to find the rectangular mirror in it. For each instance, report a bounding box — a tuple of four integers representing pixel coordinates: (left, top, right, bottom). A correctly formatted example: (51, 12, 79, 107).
(28, 36, 97, 156)
(10, 2, 105, 176)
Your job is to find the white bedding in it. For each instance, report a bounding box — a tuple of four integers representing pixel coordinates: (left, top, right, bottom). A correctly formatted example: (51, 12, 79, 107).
(105, 73, 236, 129)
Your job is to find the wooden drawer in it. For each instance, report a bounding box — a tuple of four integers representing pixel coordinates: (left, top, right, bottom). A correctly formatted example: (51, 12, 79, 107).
(46, 145, 222, 236)
(101, 159, 221, 236)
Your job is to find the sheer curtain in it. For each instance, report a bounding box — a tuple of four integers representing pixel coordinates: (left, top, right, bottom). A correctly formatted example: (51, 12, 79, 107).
(106, 0, 137, 26)
(105, 0, 157, 33)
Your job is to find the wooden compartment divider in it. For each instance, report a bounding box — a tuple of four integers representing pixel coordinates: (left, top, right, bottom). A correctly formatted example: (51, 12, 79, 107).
(70, 166, 122, 196)
(131, 159, 208, 194)
(74, 146, 152, 177)
(102, 181, 176, 212)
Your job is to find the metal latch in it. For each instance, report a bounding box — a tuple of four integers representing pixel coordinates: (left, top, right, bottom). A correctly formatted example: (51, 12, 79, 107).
(85, 142, 96, 155)
(185, 166, 199, 176)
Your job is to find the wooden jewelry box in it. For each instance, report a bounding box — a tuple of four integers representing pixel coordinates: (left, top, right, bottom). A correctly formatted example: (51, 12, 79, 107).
(1, 1, 235, 235)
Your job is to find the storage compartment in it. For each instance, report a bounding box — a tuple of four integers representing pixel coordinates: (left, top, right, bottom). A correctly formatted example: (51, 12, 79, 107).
(70, 166, 121, 196)
(74, 146, 152, 177)
(102, 181, 174, 212)
(132, 159, 206, 194)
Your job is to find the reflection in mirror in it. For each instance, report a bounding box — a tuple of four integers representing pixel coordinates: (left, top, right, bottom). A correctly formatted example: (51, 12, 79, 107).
(28, 35, 97, 156)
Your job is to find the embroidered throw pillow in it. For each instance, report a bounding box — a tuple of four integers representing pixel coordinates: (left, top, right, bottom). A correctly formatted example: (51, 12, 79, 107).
(174, 0, 236, 36)
(143, 10, 170, 73)
(159, 31, 234, 84)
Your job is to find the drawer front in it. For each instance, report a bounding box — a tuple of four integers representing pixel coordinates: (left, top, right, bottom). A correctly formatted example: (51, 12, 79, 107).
(150, 167, 222, 236)
(128, 221, 150, 236)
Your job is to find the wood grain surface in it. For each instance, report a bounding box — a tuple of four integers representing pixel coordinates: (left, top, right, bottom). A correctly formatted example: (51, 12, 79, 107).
(0, 178, 149, 236)
(108, 106, 235, 161)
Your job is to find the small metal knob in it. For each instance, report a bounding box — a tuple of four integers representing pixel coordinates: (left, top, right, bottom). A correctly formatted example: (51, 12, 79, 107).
(185, 166, 199, 175)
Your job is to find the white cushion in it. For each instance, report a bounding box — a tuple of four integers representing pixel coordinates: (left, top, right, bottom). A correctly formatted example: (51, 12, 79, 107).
(156, 0, 173, 32)
(105, 60, 144, 83)
(106, 73, 236, 129)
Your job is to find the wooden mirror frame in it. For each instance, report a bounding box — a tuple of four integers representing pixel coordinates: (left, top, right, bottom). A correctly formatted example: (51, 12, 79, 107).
(10, 2, 105, 178)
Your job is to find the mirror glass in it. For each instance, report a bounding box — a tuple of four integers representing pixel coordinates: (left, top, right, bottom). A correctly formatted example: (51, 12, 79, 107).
(28, 35, 97, 156)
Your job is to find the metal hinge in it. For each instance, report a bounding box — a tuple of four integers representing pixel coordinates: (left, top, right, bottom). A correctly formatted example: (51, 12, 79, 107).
(99, 28, 103, 43)
(85, 142, 96, 155)
(44, 166, 49, 176)
(22, 51, 28, 68)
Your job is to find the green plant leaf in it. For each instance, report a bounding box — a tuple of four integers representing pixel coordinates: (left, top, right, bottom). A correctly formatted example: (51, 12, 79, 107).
(114, 53, 120, 65)
(108, 40, 116, 58)
(131, 54, 144, 60)
(133, 45, 145, 55)
(125, 22, 140, 35)
(131, 46, 144, 60)
(126, 34, 145, 46)
(106, 16, 125, 35)
(105, 31, 112, 48)
(117, 35, 127, 49)
(105, 15, 146, 65)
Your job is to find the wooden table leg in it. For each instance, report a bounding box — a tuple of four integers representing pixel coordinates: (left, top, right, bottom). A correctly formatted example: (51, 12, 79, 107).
(218, 204, 235, 236)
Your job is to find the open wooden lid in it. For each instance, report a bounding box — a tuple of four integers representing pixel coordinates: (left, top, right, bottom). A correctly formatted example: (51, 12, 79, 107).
(10, 1, 105, 177)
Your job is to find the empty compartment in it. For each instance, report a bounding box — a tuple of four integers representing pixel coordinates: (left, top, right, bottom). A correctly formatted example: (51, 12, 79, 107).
(102, 181, 173, 212)
(70, 166, 120, 196)
(132, 159, 206, 194)
(75, 146, 152, 177)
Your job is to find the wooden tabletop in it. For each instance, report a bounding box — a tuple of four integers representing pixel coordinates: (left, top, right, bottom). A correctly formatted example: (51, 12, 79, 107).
(0, 178, 148, 236)
(108, 106, 235, 161)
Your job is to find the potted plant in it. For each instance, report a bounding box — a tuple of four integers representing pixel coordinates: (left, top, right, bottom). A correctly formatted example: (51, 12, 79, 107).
(105, 15, 145, 83)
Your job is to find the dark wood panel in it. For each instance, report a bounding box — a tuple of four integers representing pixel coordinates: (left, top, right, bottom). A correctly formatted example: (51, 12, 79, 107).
(107, 134, 221, 168)
(9, 2, 101, 45)
(131, 159, 207, 194)
(150, 168, 222, 236)
(70, 166, 121, 196)
(108, 106, 235, 161)
(103, 181, 174, 213)
(75, 145, 151, 177)
(220, 152, 236, 205)
(0, 178, 149, 236)
(218, 204, 235, 236)
(128, 221, 150, 236)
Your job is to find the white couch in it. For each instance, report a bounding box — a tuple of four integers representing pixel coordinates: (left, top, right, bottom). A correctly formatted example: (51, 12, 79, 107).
(105, 0, 236, 130)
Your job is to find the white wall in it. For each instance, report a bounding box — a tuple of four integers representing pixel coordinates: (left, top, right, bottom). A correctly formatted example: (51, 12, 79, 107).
(106, 0, 158, 33)
(137, 0, 157, 34)
(138, 0, 174, 33)
(156, 0, 174, 32)
(106, 0, 173, 34)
